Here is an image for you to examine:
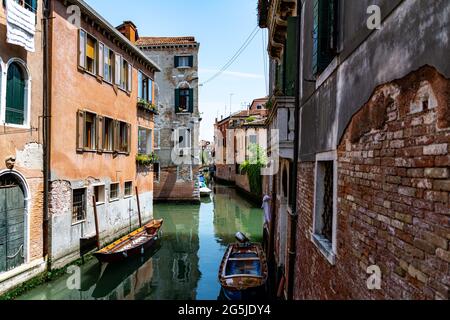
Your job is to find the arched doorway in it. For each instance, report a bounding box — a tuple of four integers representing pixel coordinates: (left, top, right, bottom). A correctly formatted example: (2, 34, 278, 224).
(0, 173, 27, 273)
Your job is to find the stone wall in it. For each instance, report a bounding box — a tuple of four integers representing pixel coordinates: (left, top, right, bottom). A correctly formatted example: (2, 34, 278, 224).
(294, 67, 450, 300)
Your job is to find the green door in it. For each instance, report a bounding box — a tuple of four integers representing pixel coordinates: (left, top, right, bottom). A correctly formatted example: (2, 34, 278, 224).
(0, 184, 25, 273)
(6, 63, 26, 125)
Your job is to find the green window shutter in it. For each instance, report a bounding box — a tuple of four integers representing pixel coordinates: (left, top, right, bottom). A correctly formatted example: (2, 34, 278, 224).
(313, 0, 338, 75)
(188, 56, 194, 67)
(174, 56, 180, 68)
(5, 63, 25, 125)
(285, 17, 298, 96)
(189, 89, 194, 113)
(175, 89, 180, 112)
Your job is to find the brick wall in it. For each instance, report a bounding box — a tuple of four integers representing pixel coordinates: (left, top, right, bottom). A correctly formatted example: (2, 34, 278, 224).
(154, 167, 196, 201)
(294, 66, 450, 300)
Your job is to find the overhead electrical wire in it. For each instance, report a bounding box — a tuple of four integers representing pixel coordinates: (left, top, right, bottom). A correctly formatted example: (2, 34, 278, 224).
(200, 26, 260, 86)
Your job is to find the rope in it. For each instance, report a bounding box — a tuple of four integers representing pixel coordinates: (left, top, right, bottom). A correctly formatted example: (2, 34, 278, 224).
(6, 244, 24, 259)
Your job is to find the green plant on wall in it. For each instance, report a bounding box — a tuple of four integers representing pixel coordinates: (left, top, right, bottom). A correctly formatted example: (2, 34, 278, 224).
(136, 152, 159, 166)
(137, 98, 158, 113)
(240, 143, 268, 196)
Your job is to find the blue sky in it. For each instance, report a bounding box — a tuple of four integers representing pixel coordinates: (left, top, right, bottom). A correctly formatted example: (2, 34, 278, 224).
(85, 0, 267, 141)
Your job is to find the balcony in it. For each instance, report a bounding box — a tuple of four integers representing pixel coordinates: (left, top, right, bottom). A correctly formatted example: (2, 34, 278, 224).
(267, 96, 295, 159)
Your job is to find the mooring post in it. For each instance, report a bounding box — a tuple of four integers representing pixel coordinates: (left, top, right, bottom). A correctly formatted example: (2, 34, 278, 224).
(135, 186, 142, 227)
(92, 196, 101, 250)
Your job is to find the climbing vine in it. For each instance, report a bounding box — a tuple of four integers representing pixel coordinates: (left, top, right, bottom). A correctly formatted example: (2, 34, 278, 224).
(240, 144, 268, 196)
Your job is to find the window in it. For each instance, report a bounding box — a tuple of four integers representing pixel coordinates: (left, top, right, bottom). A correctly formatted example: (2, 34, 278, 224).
(175, 56, 193, 68)
(249, 134, 257, 145)
(119, 57, 132, 92)
(153, 162, 160, 182)
(312, 152, 337, 264)
(110, 183, 119, 201)
(116, 121, 131, 153)
(177, 128, 191, 149)
(154, 129, 161, 150)
(103, 46, 114, 83)
(85, 34, 97, 74)
(175, 88, 193, 113)
(103, 117, 114, 152)
(84, 112, 97, 150)
(124, 181, 133, 197)
(18, 0, 38, 13)
(72, 188, 86, 224)
(94, 185, 105, 204)
(138, 127, 152, 155)
(5, 62, 27, 126)
(312, 0, 339, 75)
(138, 71, 153, 103)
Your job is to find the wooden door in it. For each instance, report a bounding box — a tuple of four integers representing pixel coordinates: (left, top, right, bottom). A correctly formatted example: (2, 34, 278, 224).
(0, 184, 25, 273)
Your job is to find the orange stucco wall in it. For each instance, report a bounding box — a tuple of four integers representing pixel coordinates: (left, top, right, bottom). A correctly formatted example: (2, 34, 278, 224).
(49, 1, 155, 194)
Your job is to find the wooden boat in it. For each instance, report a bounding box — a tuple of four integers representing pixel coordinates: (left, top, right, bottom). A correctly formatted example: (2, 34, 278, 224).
(218, 233, 268, 300)
(93, 219, 163, 263)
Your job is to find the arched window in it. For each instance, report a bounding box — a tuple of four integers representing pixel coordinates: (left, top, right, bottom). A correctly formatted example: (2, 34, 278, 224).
(6, 62, 27, 126)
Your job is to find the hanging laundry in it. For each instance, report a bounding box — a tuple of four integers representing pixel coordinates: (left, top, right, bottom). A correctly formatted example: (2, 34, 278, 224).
(5, 0, 36, 52)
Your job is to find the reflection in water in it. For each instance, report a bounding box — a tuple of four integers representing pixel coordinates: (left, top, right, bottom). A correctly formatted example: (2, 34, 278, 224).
(18, 185, 263, 300)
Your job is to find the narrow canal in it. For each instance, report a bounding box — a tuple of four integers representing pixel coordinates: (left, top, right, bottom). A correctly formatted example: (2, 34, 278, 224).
(18, 185, 263, 300)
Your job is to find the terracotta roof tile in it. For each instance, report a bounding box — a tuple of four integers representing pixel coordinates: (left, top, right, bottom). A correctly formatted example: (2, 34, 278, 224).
(136, 37, 197, 46)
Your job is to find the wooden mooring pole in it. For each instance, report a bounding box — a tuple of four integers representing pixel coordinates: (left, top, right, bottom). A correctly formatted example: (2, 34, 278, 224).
(92, 196, 101, 250)
(135, 186, 142, 227)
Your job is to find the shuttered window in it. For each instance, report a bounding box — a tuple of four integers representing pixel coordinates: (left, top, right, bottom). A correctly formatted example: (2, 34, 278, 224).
(175, 88, 194, 113)
(98, 43, 104, 78)
(86, 34, 97, 74)
(285, 17, 298, 96)
(138, 71, 153, 102)
(115, 54, 122, 85)
(78, 30, 86, 69)
(5, 62, 26, 126)
(312, 0, 339, 75)
(103, 46, 113, 83)
(138, 127, 152, 155)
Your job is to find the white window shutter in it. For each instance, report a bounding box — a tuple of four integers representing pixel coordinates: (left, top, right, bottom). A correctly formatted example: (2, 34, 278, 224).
(98, 43, 104, 77)
(115, 54, 121, 85)
(127, 63, 132, 92)
(78, 30, 86, 69)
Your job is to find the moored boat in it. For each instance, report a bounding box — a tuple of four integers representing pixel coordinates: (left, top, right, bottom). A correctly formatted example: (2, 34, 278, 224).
(94, 219, 163, 263)
(218, 233, 268, 300)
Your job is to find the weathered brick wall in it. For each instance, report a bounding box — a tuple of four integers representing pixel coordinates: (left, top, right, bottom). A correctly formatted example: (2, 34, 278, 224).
(294, 66, 450, 300)
(154, 167, 196, 201)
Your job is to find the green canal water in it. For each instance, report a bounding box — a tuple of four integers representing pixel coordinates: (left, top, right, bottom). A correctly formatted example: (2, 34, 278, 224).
(18, 185, 263, 300)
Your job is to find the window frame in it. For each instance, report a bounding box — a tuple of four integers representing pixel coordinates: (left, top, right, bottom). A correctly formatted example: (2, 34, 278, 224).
(138, 70, 154, 103)
(93, 184, 106, 205)
(85, 33, 98, 76)
(312, 151, 338, 265)
(102, 116, 115, 153)
(83, 111, 98, 151)
(124, 181, 133, 198)
(109, 182, 120, 202)
(72, 187, 87, 225)
(103, 45, 114, 84)
(2, 59, 31, 129)
(138, 126, 153, 155)
(154, 128, 161, 150)
(175, 55, 193, 68)
(153, 162, 160, 183)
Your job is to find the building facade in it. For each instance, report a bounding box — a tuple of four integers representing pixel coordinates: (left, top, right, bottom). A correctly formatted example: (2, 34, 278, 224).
(137, 37, 201, 203)
(47, 0, 159, 268)
(260, 0, 450, 300)
(0, 0, 46, 294)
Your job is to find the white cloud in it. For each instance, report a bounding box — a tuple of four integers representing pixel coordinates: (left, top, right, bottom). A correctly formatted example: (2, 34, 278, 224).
(199, 68, 264, 79)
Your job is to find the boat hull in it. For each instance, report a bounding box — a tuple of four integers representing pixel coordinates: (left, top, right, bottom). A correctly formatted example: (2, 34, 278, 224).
(94, 219, 163, 264)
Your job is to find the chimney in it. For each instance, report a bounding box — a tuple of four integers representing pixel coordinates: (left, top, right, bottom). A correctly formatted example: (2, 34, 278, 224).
(116, 21, 139, 43)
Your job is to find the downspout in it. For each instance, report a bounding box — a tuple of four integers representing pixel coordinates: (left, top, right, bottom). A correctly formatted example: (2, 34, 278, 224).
(287, 0, 302, 300)
(42, 0, 51, 268)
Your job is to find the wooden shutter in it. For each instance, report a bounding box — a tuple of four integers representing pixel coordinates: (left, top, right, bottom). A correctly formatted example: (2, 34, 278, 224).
(113, 120, 119, 152)
(189, 89, 194, 113)
(126, 123, 132, 155)
(78, 30, 86, 69)
(285, 17, 298, 96)
(175, 89, 180, 112)
(188, 56, 194, 67)
(313, 0, 338, 75)
(115, 54, 121, 85)
(98, 43, 104, 78)
(127, 63, 132, 92)
(97, 116, 103, 152)
(76, 110, 85, 151)
(174, 56, 180, 68)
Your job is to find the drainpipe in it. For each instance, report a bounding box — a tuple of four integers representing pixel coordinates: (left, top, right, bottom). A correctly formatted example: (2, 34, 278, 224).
(42, 0, 51, 267)
(287, 1, 302, 300)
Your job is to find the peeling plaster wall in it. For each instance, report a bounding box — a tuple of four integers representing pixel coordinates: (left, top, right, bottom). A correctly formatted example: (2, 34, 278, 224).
(140, 43, 201, 201)
(49, 180, 153, 268)
(299, 0, 450, 160)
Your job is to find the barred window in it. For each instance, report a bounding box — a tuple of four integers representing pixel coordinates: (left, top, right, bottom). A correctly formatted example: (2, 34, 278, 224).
(72, 188, 86, 223)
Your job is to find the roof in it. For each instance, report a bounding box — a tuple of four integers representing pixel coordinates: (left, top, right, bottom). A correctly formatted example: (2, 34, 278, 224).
(136, 36, 198, 46)
(69, 0, 160, 72)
